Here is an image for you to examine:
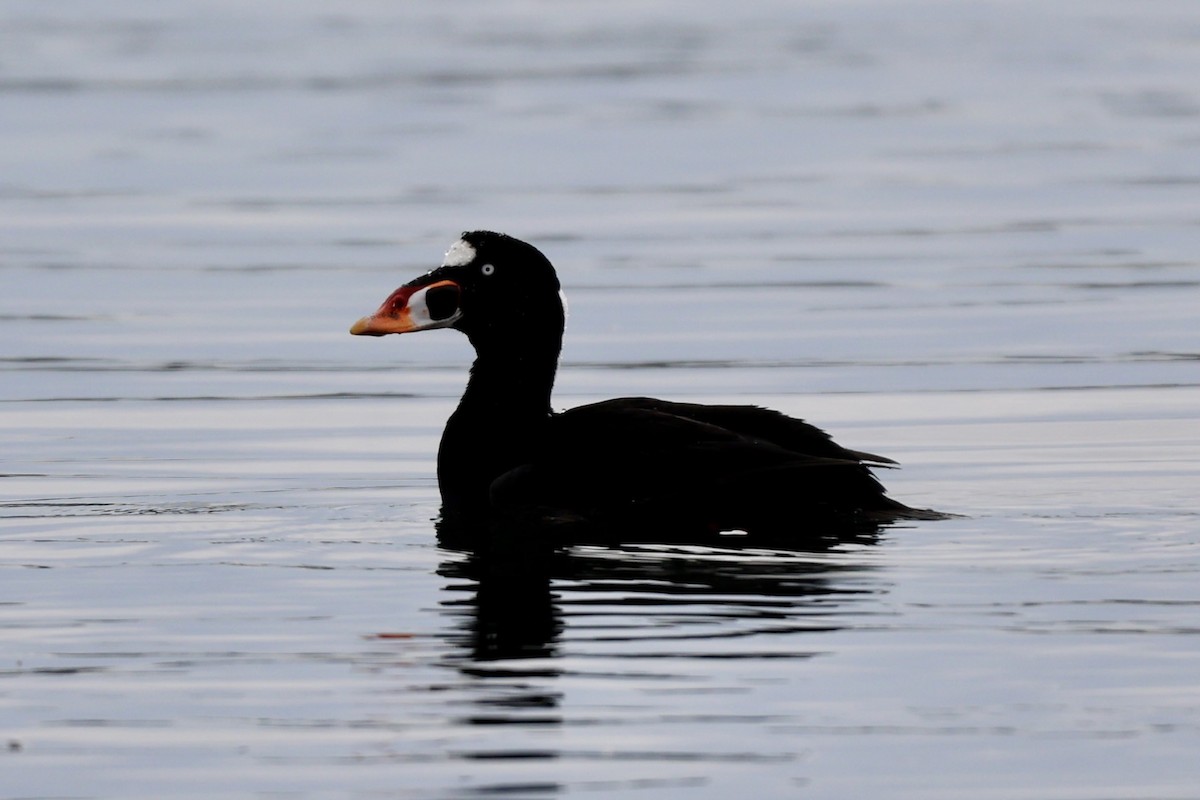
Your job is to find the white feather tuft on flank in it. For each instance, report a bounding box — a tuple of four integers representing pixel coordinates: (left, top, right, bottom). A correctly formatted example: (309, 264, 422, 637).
(441, 239, 476, 268)
(558, 289, 569, 324)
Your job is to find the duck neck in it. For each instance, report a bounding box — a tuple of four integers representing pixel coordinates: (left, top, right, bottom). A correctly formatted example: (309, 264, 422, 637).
(458, 340, 559, 418)
(437, 331, 562, 511)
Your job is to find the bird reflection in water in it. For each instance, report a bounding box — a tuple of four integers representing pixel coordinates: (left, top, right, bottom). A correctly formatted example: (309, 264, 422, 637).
(350, 230, 939, 725)
(435, 514, 892, 673)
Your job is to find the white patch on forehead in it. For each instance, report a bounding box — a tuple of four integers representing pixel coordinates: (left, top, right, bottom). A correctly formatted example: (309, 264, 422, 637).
(441, 239, 476, 268)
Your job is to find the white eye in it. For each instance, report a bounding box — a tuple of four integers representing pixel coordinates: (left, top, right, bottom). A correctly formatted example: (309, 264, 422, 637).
(480, 263, 495, 276)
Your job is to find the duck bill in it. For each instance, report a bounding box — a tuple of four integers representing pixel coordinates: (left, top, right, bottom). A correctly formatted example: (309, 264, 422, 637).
(350, 279, 463, 336)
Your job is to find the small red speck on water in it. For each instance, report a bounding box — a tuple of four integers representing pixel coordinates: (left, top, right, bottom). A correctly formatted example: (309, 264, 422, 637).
(365, 632, 416, 640)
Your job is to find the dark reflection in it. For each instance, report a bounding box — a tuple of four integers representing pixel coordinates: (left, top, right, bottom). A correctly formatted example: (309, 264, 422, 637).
(439, 539, 564, 667)
(435, 514, 891, 681)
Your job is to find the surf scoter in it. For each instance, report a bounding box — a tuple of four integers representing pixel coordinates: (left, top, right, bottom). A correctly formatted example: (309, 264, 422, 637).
(351, 231, 932, 542)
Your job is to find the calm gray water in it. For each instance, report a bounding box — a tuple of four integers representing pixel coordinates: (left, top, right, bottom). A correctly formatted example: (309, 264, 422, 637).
(3, 2, 1199, 798)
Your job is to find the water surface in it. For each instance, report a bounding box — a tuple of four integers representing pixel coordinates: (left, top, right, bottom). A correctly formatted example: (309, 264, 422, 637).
(3, 2, 1199, 798)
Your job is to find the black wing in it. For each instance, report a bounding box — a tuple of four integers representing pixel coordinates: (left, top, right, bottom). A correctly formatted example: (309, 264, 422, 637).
(576, 397, 897, 465)
(488, 396, 908, 535)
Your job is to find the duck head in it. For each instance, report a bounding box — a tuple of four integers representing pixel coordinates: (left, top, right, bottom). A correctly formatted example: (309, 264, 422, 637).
(350, 231, 565, 353)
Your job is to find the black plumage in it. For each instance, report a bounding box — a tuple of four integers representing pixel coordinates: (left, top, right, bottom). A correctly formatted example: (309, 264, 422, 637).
(351, 231, 935, 544)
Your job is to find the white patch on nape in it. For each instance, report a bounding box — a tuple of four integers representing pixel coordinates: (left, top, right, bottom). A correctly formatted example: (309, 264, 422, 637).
(441, 239, 476, 268)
